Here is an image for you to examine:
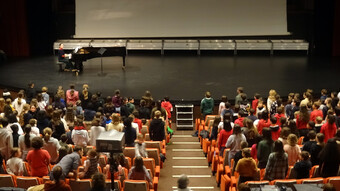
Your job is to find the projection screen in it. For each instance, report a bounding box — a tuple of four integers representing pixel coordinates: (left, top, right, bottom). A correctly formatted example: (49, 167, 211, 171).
(75, 0, 289, 38)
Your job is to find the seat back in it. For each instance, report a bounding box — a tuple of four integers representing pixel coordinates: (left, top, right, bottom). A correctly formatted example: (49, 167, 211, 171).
(287, 166, 297, 179)
(99, 155, 108, 170)
(146, 148, 161, 166)
(123, 180, 149, 191)
(0, 174, 16, 187)
(16, 176, 40, 189)
(123, 147, 136, 160)
(310, 165, 320, 178)
(301, 178, 324, 184)
(143, 158, 156, 177)
(273, 180, 297, 187)
(328, 177, 340, 190)
(23, 162, 31, 176)
(69, 179, 92, 191)
(145, 141, 162, 151)
(245, 181, 270, 186)
(105, 179, 121, 191)
(222, 149, 230, 168)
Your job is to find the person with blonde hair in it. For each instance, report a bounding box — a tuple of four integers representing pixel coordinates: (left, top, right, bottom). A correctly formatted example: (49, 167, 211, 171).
(107, 113, 124, 131)
(43, 127, 61, 164)
(284, 134, 301, 166)
(80, 84, 92, 109)
(267, 89, 277, 114)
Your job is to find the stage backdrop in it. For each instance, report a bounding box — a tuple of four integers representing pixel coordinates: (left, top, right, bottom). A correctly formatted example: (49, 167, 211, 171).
(75, 0, 289, 38)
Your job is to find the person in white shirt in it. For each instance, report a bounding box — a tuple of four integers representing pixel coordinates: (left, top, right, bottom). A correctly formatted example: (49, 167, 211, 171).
(135, 133, 148, 158)
(37, 93, 47, 111)
(12, 91, 26, 116)
(28, 119, 40, 137)
(90, 119, 105, 147)
(72, 119, 89, 147)
(107, 113, 124, 132)
(6, 148, 24, 176)
(42, 127, 61, 163)
(18, 125, 36, 160)
(0, 118, 13, 160)
(218, 95, 228, 115)
(6, 113, 23, 135)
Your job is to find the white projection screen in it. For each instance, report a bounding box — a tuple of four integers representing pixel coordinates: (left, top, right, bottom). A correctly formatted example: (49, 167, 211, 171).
(75, 0, 289, 38)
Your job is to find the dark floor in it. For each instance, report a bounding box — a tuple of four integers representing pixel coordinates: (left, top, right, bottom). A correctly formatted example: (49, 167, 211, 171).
(1, 51, 340, 102)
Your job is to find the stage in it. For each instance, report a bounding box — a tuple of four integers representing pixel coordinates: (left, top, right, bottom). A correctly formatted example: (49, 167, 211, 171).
(1, 51, 339, 103)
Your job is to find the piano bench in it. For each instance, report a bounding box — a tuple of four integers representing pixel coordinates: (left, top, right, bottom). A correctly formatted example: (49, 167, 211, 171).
(57, 62, 63, 72)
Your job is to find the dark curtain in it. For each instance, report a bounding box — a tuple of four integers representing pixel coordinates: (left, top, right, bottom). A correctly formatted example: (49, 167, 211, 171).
(0, 0, 30, 57)
(333, 0, 340, 57)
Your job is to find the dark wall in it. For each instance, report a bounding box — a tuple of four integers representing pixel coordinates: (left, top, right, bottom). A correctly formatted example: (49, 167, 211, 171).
(0, 0, 30, 57)
(333, 0, 340, 57)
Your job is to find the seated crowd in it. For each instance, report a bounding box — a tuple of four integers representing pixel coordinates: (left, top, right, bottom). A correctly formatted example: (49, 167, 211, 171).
(0, 83, 173, 190)
(200, 87, 340, 188)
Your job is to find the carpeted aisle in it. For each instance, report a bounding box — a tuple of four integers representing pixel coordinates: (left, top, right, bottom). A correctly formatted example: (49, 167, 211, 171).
(158, 130, 219, 191)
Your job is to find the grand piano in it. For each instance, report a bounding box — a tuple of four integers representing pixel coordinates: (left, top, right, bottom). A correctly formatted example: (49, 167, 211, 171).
(70, 46, 126, 72)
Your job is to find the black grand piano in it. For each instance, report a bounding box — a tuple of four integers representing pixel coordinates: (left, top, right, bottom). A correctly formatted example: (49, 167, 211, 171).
(70, 46, 126, 72)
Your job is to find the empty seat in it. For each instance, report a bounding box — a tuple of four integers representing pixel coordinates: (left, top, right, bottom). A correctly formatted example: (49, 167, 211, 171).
(16, 176, 41, 189)
(123, 180, 151, 191)
(0, 174, 17, 187)
(245, 180, 270, 186)
(300, 178, 324, 184)
(142, 158, 160, 178)
(105, 179, 121, 191)
(146, 148, 162, 168)
(123, 147, 136, 160)
(271, 179, 297, 186)
(69, 179, 92, 191)
(310, 165, 320, 178)
(326, 176, 340, 190)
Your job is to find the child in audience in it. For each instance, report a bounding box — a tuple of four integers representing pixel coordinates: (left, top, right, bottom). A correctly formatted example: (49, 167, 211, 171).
(296, 105, 310, 137)
(235, 148, 258, 185)
(79, 149, 99, 179)
(107, 113, 124, 132)
(257, 128, 273, 169)
(320, 114, 337, 142)
(128, 156, 153, 188)
(252, 93, 260, 113)
(72, 118, 90, 148)
(269, 116, 281, 141)
(274, 106, 285, 126)
(221, 102, 234, 120)
(43, 127, 61, 164)
(161, 96, 173, 121)
(319, 139, 340, 177)
(257, 110, 270, 135)
(226, 125, 246, 165)
(135, 133, 148, 158)
(44, 166, 72, 191)
(218, 95, 228, 115)
(302, 130, 316, 153)
(233, 141, 248, 172)
(279, 117, 287, 128)
(310, 101, 323, 122)
(265, 140, 288, 181)
(293, 151, 312, 179)
(310, 133, 325, 166)
(27, 137, 51, 177)
(243, 118, 259, 147)
(209, 117, 220, 141)
(59, 134, 69, 151)
(10, 124, 20, 147)
(278, 127, 290, 145)
(247, 108, 257, 122)
(284, 134, 301, 166)
(200, 91, 214, 120)
(6, 148, 24, 176)
(18, 125, 35, 160)
(256, 99, 266, 118)
(234, 110, 246, 127)
(218, 117, 233, 155)
(28, 119, 40, 137)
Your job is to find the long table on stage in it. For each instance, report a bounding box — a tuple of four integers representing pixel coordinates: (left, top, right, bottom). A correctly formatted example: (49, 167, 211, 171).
(70, 46, 126, 72)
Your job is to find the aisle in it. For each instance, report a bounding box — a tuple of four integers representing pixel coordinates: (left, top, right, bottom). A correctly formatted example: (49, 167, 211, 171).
(158, 130, 219, 191)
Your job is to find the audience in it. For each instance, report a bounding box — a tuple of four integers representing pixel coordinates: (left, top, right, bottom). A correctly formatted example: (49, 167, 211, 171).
(1, 86, 340, 190)
(176, 174, 192, 191)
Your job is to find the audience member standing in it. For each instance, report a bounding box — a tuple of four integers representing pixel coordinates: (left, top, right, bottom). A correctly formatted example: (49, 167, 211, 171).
(284, 134, 301, 166)
(26, 137, 51, 177)
(43, 128, 61, 164)
(319, 139, 340, 177)
(320, 115, 337, 142)
(257, 128, 274, 169)
(296, 105, 310, 137)
(79, 84, 92, 110)
(149, 111, 166, 142)
(123, 117, 137, 147)
(235, 87, 244, 106)
(0, 118, 13, 161)
(18, 125, 35, 160)
(66, 84, 79, 106)
(112, 90, 123, 113)
(200, 91, 214, 119)
(90, 119, 105, 147)
(141, 90, 154, 111)
(265, 140, 288, 181)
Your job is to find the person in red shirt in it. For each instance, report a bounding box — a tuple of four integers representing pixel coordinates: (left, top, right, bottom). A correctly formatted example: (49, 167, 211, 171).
(320, 115, 337, 142)
(252, 93, 260, 114)
(310, 101, 323, 123)
(257, 110, 271, 135)
(234, 110, 247, 127)
(132, 111, 143, 132)
(218, 119, 233, 155)
(26, 137, 51, 177)
(269, 116, 281, 141)
(161, 96, 173, 120)
(274, 106, 285, 126)
(296, 105, 310, 137)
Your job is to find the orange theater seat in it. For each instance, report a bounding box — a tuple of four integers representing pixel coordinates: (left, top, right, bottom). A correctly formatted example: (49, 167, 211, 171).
(16, 176, 42, 189)
(0, 174, 17, 187)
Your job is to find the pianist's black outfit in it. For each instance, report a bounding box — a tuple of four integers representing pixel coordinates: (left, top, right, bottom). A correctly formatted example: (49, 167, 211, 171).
(58, 48, 73, 69)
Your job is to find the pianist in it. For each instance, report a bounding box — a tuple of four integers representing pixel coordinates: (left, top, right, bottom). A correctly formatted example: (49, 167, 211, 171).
(58, 43, 75, 71)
